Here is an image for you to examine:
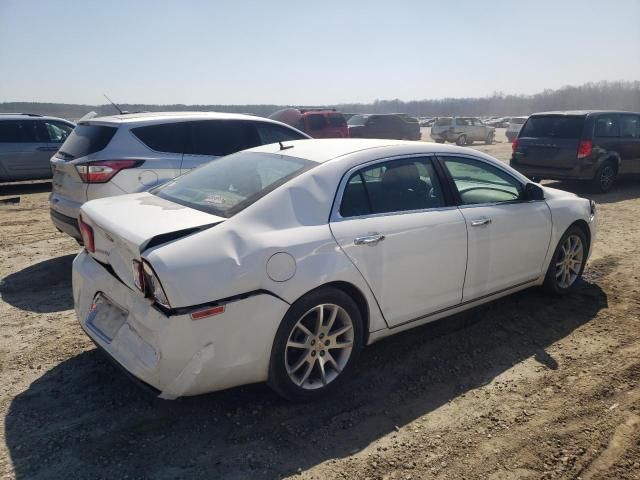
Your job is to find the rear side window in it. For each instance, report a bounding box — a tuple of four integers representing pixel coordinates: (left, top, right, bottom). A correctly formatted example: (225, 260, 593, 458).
(306, 114, 327, 130)
(340, 158, 445, 217)
(132, 122, 188, 153)
(327, 114, 346, 127)
(619, 115, 640, 138)
(0, 120, 41, 143)
(187, 120, 261, 156)
(55, 124, 117, 159)
(255, 122, 306, 144)
(519, 115, 585, 139)
(434, 118, 452, 127)
(43, 121, 73, 143)
(594, 115, 620, 138)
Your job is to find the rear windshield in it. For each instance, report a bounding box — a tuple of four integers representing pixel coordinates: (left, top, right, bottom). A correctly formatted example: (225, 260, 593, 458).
(519, 115, 585, 139)
(55, 124, 117, 160)
(327, 114, 346, 127)
(434, 118, 452, 126)
(510, 117, 527, 125)
(153, 151, 314, 217)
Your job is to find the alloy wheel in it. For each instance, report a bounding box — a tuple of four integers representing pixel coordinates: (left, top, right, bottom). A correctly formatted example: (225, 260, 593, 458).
(555, 234, 584, 288)
(599, 165, 615, 191)
(285, 303, 354, 389)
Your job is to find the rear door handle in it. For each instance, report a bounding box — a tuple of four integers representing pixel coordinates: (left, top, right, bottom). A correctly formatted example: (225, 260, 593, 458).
(354, 233, 385, 246)
(470, 218, 492, 227)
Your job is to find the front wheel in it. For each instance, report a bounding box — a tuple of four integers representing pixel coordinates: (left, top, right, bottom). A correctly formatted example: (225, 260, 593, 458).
(543, 226, 588, 294)
(456, 135, 467, 146)
(268, 287, 363, 401)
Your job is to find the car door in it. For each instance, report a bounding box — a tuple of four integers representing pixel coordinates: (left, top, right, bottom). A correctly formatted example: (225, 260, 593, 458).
(472, 118, 486, 141)
(617, 114, 640, 174)
(330, 156, 468, 327)
(181, 120, 262, 174)
(40, 120, 73, 176)
(439, 155, 552, 301)
(0, 119, 53, 180)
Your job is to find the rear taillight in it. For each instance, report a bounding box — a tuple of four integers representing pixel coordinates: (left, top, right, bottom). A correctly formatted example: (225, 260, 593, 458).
(77, 215, 95, 253)
(577, 140, 592, 159)
(75, 160, 142, 183)
(132, 259, 171, 309)
(511, 138, 518, 153)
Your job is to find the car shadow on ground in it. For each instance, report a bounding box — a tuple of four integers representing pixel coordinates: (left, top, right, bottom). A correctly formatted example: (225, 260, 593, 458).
(5, 279, 607, 479)
(0, 254, 75, 313)
(543, 177, 640, 204)
(0, 181, 51, 197)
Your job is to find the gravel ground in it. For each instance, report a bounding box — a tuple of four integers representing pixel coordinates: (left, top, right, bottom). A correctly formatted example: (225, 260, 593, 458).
(1, 130, 639, 479)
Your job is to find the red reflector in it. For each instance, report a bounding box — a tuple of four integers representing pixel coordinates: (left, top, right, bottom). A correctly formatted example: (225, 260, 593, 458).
(577, 140, 592, 159)
(190, 305, 225, 320)
(511, 139, 518, 153)
(77, 214, 95, 253)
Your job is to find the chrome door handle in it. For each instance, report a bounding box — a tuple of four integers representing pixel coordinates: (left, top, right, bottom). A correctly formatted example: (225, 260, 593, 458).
(354, 233, 385, 246)
(470, 218, 492, 227)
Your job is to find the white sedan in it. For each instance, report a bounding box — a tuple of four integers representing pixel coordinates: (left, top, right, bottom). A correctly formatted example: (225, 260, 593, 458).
(72, 139, 597, 401)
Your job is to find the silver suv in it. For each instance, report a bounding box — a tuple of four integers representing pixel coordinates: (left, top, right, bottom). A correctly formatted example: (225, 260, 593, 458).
(49, 111, 309, 240)
(0, 113, 74, 181)
(430, 117, 495, 146)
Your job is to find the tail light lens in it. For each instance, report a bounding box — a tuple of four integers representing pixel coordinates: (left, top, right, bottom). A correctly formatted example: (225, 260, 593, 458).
(511, 138, 518, 153)
(577, 140, 592, 159)
(133, 260, 171, 309)
(78, 215, 95, 253)
(76, 160, 142, 183)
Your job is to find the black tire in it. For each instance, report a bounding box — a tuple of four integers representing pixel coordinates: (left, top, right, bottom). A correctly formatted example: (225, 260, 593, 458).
(268, 287, 363, 401)
(456, 135, 467, 146)
(543, 225, 588, 295)
(591, 160, 617, 193)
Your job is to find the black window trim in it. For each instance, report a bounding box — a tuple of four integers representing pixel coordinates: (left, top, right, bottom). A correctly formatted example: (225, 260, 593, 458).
(330, 153, 458, 222)
(434, 153, 540, 208)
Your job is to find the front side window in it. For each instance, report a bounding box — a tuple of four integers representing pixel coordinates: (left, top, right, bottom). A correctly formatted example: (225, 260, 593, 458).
(441, 156, 523, 205)
(43, 121, 73, 143)
(154, 151, 314, 217)
(256, 122, 307, 144)
(595, 115, 620, 138)
(347, 115, 367, 126)
(340, 157, 445, 218)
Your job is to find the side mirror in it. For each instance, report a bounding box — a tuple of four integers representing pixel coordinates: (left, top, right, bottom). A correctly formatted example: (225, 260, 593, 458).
(525, 182, 545, 201)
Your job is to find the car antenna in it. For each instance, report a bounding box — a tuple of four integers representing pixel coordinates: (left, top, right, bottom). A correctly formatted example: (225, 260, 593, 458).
(278, 141, 294, 151)
(103, 93, 124, 115)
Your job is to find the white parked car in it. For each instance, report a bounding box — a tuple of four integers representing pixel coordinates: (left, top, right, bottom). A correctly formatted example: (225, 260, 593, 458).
(50, 112, 309, 241)
(506, 116, 528, 142)
(73, 139, 597, 401)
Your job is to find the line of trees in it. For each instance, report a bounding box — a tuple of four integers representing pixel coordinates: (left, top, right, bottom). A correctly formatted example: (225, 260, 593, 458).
(1, 80, 638, 121)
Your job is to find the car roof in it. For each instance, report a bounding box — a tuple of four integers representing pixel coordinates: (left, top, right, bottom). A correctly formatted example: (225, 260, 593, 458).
(0, 113, 74, 123)
(83, 111, 285, 126)
(245, 138, 497, 164)
(531, 110, 639, 116)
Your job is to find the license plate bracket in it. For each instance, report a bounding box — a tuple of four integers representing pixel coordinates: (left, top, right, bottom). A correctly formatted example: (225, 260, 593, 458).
(86, 294, 128, 343)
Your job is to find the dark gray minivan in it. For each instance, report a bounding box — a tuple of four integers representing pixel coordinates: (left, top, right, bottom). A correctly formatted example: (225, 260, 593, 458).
(510, 111, 640, 192)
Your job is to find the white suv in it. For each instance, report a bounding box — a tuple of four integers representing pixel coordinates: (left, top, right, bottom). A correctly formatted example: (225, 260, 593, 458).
(49, 112, 309, 240)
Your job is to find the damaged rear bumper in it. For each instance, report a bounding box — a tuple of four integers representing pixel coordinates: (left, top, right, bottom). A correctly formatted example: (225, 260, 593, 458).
(72, 250, 290, 398)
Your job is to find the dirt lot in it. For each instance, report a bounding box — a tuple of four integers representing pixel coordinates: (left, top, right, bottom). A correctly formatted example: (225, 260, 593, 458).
(1, 130, 639, 479)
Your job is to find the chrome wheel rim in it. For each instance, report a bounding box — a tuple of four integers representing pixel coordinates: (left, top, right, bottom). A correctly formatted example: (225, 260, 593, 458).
(555, 234, 584, 288)
(600, 166, 614, 190)
(285, 304, 354, 390)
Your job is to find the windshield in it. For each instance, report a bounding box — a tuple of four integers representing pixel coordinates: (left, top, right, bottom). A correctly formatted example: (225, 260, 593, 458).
(520, 115, 585, 138)
(347, 115, 368, 126)
(153, 151, 314, 217)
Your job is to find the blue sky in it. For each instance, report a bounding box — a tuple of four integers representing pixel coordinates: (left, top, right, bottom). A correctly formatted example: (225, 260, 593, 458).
(0, 0, 638, 105)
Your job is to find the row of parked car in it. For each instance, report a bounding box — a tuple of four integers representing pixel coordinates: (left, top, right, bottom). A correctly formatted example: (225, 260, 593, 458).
(4, 106, 637, 401)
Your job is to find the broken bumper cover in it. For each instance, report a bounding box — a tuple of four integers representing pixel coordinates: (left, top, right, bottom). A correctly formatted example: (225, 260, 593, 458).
(72, 250, 290, 399)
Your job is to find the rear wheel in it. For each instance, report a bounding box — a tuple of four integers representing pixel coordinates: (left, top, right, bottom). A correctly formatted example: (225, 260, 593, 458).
(591, 160, 617, 193)
(543, 226, 587, 294)
(485, 132, 494, 144)
(456, 135, 467, 146)
(268, 287, 363, 401)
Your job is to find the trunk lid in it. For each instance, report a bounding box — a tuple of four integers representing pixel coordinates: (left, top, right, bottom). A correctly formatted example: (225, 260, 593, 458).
(80, 192, 224, 290)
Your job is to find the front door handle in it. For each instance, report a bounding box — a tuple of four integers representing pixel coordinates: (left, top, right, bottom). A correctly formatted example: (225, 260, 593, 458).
(354, 233, 385, 246)
(470, 217, 492, 227)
